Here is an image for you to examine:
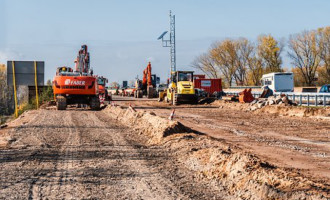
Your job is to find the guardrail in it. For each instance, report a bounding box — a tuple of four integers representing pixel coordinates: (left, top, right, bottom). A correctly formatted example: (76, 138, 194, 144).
(229, 86, 262, 89)
(225, 91, 330, 107)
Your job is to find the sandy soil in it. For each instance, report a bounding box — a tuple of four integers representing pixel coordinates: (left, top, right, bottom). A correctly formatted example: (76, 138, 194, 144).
(0, 98, 329, 199)
(0, 109, 227, 199)
(112, 96, 330, 184)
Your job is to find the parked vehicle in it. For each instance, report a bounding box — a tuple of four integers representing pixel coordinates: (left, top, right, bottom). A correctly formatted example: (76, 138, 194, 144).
(157, 83, 168, 93)
(319, 84, 330, 93)
(261, 72, 294, 92)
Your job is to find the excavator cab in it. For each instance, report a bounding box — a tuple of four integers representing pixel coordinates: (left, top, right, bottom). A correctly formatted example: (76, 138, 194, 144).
(176, 71, 193, 82)
(97, 76, 108, 86)
(56, 66, 73, 75)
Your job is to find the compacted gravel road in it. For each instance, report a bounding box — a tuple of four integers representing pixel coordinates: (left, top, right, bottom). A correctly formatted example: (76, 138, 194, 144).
(0, 109, 225, 200)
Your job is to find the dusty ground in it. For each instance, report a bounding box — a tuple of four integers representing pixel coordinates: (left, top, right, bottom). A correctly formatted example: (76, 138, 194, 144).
(112, 96, 330, 185)
(0, 108, 228, 199)
(0, 97, 329, 199)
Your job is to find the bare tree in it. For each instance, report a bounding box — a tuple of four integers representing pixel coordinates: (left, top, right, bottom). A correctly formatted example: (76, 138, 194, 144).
(246, 57, 263, 86)
(210, 40, 237, 87)
(317, 27, 330, 81)
(288, 30, 321, 86)
(234, 38, 254, 85)
(0, 64, 14, 115)
(191, 52, 219, 78)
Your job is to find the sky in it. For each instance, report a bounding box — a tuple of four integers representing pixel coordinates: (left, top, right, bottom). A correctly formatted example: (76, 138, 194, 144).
(0, 0, 329, 85)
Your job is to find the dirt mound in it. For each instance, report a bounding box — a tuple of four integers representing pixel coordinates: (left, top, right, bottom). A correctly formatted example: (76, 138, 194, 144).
(104, 105, 329, 199)
(161, 134, 329, 200)
(103, 106, 188, 144)
(213, 100, 330, 120)
(186, 147, 328, 199)
(256, 105, 330, 119)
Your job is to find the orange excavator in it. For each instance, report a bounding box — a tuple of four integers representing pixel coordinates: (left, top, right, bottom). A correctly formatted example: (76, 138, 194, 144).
(134, 62, 156, 98)
(53, 45, 100, 110)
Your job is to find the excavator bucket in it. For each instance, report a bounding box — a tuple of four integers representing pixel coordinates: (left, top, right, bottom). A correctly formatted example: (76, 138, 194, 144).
(239, 88, 255, 103)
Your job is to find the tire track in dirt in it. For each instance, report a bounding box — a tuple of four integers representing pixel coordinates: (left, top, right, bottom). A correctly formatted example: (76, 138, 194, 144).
(0, 108, 230, 199)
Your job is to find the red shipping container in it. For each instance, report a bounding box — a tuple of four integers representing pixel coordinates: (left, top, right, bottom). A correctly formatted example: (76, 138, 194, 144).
(194, 78, 222, 94)
(193, 74, 206, 80)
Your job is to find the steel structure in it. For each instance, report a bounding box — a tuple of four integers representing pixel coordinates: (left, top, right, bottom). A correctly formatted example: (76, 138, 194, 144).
(158, 10, 176, 80)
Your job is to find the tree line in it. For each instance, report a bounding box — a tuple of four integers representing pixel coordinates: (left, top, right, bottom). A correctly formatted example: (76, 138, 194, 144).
(191, 26, 330, 87)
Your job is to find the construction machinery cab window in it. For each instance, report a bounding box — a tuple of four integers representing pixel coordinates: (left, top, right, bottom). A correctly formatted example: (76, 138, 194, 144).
(97, 78, 105, 86)
(262, 79, 272, 86)
(56, 67, 74, 75)
(177, 72, 193, 82)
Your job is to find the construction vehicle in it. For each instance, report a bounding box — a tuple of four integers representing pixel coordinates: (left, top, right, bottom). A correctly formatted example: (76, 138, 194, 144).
(97, 76, 111, 102)
(319, 84, 330, 93)
(134, 62, 157, 98)
(164, 71, 198, 105)
(238, 88, 255, 103)
(53, 45, 100, 110)
(261, 72, 294, 92)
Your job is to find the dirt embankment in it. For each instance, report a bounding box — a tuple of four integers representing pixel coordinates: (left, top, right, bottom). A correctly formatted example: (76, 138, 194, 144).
(213, 100, 330, 119)
(103, 105, 330, 199)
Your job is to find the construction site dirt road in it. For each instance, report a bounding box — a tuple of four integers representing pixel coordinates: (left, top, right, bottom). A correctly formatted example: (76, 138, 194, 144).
(0, 98, 329, 199)
(0, 108, 226, 199)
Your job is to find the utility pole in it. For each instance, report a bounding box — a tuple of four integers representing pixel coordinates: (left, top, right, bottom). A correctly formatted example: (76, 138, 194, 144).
(158, 10, 176, 81)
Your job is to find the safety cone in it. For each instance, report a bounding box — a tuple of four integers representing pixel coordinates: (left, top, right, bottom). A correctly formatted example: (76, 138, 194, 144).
(168, 109, 175, 120)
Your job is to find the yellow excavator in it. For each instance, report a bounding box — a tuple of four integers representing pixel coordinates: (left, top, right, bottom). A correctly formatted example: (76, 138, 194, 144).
(161, 71, 197, 105)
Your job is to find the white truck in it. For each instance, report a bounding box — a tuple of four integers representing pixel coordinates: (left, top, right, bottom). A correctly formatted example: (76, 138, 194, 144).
(261, 72, 294, 92)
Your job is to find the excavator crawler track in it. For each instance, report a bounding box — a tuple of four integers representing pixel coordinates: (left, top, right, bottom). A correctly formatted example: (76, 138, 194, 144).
(56, 96, 67, 110)
(90, 96, 101, 110)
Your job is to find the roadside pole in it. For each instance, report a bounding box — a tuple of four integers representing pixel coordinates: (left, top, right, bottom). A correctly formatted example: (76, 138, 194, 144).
(34, 61, 39, 109)
(12, 61, 18, 117)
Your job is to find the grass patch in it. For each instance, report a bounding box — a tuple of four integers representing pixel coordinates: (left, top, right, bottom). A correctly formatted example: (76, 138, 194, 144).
(0, 115, 6, 125)
(15, 85, 54, 118)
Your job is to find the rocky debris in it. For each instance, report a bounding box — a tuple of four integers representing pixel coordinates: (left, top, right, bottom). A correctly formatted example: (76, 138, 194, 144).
(249, 95, 297, 111)
(198, 97, 217, 104)
(0, 124, 7, 129)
